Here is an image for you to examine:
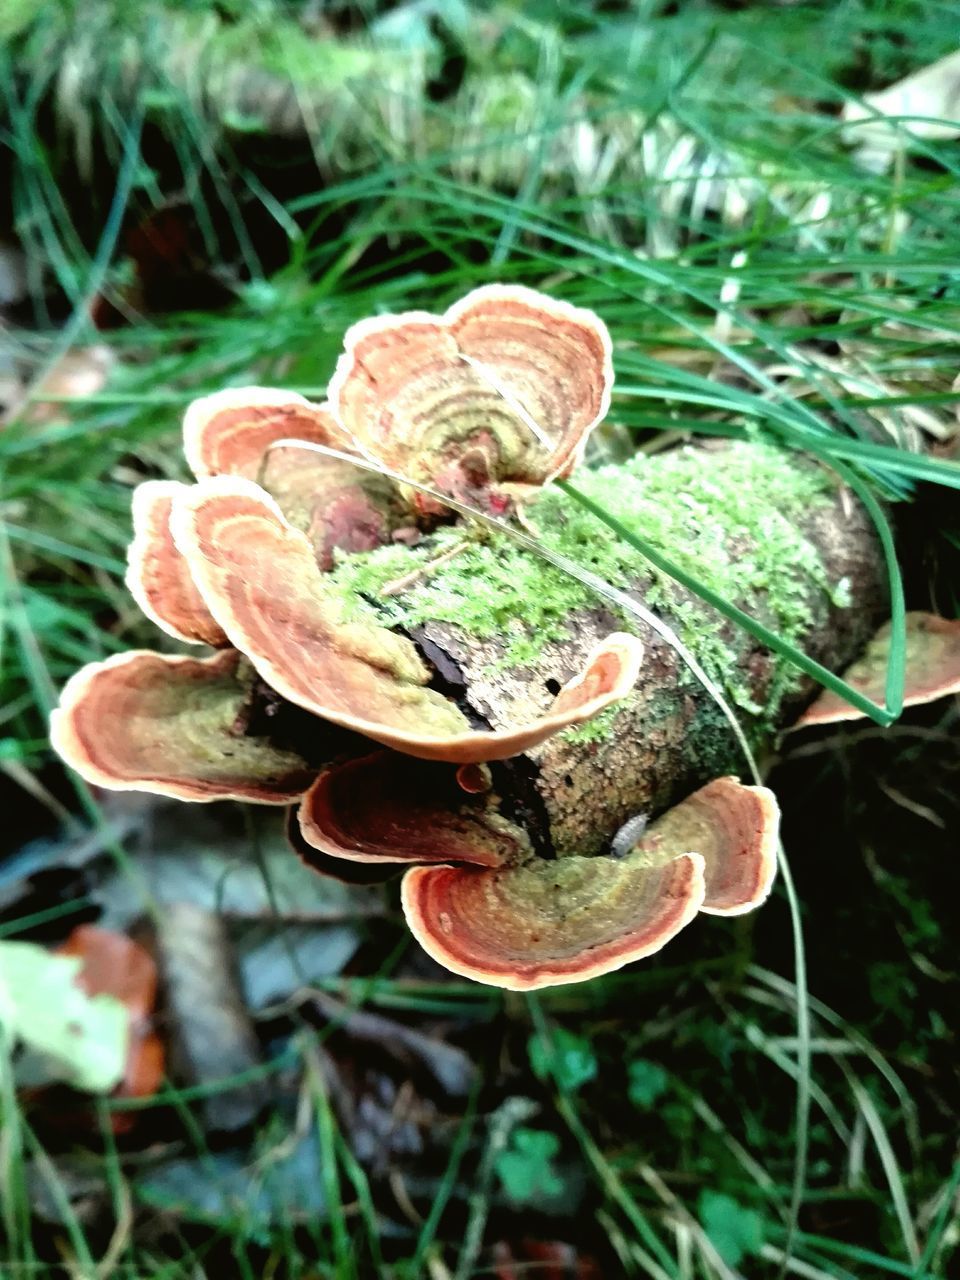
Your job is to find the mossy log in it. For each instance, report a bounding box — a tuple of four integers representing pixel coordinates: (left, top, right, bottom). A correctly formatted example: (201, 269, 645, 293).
(326, 441, 888, 857)
(48, 292, 954, 989)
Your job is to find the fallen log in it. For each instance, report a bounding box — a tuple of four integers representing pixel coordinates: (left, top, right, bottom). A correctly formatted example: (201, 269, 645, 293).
(50, 285, 960, 990)
(318, 439, 889, 861)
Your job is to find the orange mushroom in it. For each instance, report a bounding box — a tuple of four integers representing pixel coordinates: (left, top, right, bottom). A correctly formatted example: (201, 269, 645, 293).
(294, 753, 780, 990)
(400, 850, 706, 991)
(182, 386, 354, 481)
(297, 751, 530, 867)
(50, 649, 315, 802)
(286, 808, 403, 886)
(126, 480, 228, 647)
(632, 776, 780, 916)
(796, 612, 960, 728)
(183, 387, 408, 571)
(328, 284, 613, 514)
(50, 285, 797, 990)
(171, 476, 644, 763)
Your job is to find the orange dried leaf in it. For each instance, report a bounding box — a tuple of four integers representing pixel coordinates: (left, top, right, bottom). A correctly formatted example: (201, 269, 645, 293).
(58, 925, 164, 1116)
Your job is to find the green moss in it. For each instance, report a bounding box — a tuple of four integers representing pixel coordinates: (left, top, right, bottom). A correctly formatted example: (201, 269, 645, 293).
(327, 443, 844, 732)
(562, 701, 625, 747)
(216, 23, 377, 87)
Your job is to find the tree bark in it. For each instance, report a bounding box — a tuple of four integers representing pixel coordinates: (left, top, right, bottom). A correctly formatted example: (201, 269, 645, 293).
(386, 445, 889, 858)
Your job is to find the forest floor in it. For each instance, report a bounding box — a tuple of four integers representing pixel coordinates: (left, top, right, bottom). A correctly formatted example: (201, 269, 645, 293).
(1, 2, 959, 1276)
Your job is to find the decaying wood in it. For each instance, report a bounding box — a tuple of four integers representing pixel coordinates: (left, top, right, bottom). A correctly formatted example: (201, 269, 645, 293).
(406, 456, 888, 858)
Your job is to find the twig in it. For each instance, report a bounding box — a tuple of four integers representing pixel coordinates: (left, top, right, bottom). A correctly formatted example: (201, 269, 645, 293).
(307, 989, 477, 1097)
(454, 1097, 539, 1280)
(381, 539, 471, 597)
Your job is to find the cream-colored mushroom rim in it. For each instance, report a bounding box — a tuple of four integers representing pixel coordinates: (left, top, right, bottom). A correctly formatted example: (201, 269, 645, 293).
(700, 782, 779, 917)
(400, 852, 706, 991)
(183, 385, 355, 480)
(50, 648, 314, 804)
(795, 612, 960, 728)
(125, 480, 228, 646)
(327, 282, 614, 482)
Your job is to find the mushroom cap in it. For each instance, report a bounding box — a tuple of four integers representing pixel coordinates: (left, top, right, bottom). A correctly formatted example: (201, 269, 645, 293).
(297, 751, 530, 866)
(50, 648, 315, 803)
(183, 386, 354, 481)
(317, 769, 777, 989)
(125, 480, 228, 646)
(632, 776, 780, 916)
(285, 807, 402, 886)
(181, 386, 410, 571)
(172, 476, 643, 763)
(260, 439, 407, 571)
(400, 850, 705, 991)
(328, 284, 613, 509)
(796, 612, 960, 727)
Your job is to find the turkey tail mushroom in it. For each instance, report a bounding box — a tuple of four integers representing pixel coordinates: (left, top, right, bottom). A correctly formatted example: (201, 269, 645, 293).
(400, 851, 706, 992)
(171, 476, 643, 763)
(182, 386, 354, 480)
(328, 283, 613, 512)
(49, 649, 316, 803)
(796, 612, 960, 727)
(126, 480, 229, 647)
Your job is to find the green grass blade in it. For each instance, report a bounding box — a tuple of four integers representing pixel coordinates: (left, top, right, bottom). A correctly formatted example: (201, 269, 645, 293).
(558, 479, 901, 725)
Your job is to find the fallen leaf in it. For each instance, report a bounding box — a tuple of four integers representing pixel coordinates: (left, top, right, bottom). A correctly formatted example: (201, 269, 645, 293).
(137, 1134, 328, 1228)
(0, 939, 127, 1093)
(842, 50, 960, 169)
(156, 903, 266, 1133)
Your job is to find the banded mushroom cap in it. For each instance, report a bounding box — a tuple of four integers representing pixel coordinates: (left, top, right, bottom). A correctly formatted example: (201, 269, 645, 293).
(50, 648, 316, 803)
(126, 480, 229, 647)
(631, 776, 780, 916)
(183, 386, 407, 572)
(297, 752, 530, 868)
(171, 475, 643, 764)
(183, 386, 355, 481)
(49, 286, 787, 992)
(328, 284, 613, 513)
(401, 852, 707, 991)
(296, 751, 781, 990)
(796, 612, 960, 727)
(128, 398, 375, 650)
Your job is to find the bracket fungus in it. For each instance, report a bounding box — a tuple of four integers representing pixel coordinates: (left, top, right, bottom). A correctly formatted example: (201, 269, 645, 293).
(126, 480, 229, 647)
(328, 284, 614, 513)
(795, 612, 960, 728)
(49, 284, 960, 990)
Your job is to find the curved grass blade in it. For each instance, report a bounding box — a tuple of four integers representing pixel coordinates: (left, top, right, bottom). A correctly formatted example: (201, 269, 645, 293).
(559, 478, 903, 726)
